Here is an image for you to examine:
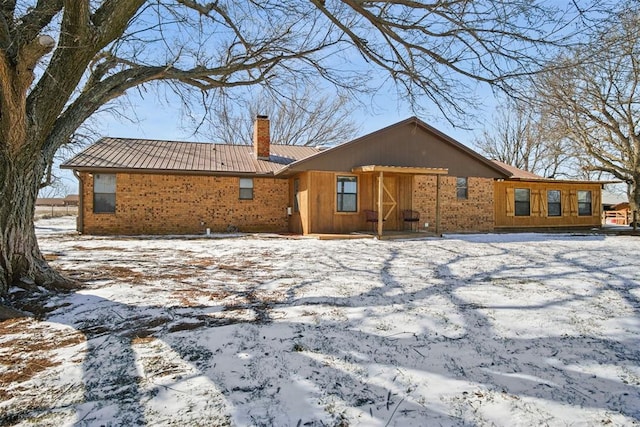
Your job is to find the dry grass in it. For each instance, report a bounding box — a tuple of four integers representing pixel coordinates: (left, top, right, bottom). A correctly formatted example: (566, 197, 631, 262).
(34, 206, 77, 220)
(0, 319, 85, 401)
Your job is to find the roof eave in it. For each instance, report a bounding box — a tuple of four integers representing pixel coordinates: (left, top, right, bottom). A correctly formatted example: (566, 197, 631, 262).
(61, 166, 279, 177)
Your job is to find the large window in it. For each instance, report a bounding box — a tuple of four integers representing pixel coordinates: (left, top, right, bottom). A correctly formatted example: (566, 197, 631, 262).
(514, 188, 530, 216)
(578, 190, 592, 216)
(547, 190, 561, 217)
(336, 176, 357, 212)
(93, 174, 116, 213)
(239, 178, 254, 200)
(456, 177, 468, 199)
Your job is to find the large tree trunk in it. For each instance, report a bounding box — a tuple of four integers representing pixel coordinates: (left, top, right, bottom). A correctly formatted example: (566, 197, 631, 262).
(0, 149, 76, 298)
(630, 178, 640, 227)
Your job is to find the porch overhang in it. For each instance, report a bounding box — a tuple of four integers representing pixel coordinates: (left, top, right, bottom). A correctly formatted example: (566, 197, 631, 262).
(351, 165, 448, 238)
(351, 165, 449, 175)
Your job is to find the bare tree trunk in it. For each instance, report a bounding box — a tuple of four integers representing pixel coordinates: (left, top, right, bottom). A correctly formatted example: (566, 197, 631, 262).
(630, 178, 640, 228)
(0, 150, 76, 297)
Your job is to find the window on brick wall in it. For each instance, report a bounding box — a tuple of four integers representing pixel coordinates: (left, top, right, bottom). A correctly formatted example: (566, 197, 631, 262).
(578, 190, 592, 216)
(239, 178, 254, 200)
(514, 188, 530, 216)
(547, 190, 561, 217)
(93, 174, 116, 213)
(456, 177, 468, 199)
(336, 176, 357, 212)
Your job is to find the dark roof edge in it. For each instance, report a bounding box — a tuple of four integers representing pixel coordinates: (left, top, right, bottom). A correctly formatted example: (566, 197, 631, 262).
(60, 165, 279, 177)
(275, 116, 512, 178)
(503, 178, 621, 185)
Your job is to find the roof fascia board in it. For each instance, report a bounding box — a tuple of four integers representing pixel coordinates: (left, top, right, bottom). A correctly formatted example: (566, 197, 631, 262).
(61, 166, 278, 178)
(352, 165, 449, 174)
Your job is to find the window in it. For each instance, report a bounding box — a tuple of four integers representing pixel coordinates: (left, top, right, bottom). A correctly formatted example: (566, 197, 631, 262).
(578, 190, 592, 216)
(514, 188, 530, 216)
(93, 174, 116, 213)
(547, 190, 561, 217)
(336, 176, 357, 212)
(293, 178, 300, 213)
(239, 178, 253, 200)
(456, 177, 468, 199)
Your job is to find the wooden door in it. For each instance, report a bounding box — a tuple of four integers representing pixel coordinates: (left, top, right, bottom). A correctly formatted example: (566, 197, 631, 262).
(374, 175, 398, 230)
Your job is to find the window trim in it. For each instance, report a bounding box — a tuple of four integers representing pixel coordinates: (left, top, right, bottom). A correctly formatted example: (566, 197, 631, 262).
(336, 175, 358, 213)
(514, 188, 531, 217)
(456, 177, 468, 199)
(239, 177, 254, 200)
(93, 173, 116, 214)
(547, 190, 562, 217)
(577, 190, 592, 216)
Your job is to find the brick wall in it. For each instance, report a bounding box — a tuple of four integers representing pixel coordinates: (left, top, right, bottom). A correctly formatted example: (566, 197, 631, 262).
(80, 172, 289, 235)
(413, 175, 495, 233)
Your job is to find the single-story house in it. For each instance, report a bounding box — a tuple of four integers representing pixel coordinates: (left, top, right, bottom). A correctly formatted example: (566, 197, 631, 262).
(61, 116, 605, 236)
(35, 198, 66, 207)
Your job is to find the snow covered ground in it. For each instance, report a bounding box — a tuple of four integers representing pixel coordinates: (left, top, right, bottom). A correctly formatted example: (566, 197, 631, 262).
(1, 216, 639, 426)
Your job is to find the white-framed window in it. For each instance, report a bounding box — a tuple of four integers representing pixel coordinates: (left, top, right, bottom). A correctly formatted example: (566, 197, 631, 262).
(578, 190, 592, 216)
(239, 178, 254, 200)
(93, 174, 116, 213)
(456, 177, 468, 199)
(336, 176, 357, 212)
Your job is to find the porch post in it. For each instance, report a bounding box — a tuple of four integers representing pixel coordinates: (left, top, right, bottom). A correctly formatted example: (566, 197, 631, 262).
(377, 171, 384, 237)
(435, 174, 441, 235)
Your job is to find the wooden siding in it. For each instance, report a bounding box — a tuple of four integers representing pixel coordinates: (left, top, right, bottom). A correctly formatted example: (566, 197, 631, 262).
(285, 119, 508, 179)
(296, 171, 416, 234)
(495, 181, 602, 228)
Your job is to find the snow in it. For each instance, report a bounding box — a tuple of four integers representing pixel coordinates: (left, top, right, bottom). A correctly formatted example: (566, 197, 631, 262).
(1, 216, 639, 426)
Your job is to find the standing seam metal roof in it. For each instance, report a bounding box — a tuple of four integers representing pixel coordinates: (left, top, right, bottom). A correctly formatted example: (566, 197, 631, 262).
(61, 137, 322, 174)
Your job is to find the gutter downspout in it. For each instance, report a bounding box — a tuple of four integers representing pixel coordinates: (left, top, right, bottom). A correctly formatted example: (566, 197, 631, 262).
(72, 170, 84, 233)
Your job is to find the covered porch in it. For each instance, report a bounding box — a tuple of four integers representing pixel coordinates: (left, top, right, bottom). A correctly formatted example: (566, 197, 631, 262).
(351, 165, 448, 238)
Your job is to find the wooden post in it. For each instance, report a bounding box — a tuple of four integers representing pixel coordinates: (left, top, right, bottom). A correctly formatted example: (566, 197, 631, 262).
(435, 174, 441, 235)
(377, 171, 384, 237)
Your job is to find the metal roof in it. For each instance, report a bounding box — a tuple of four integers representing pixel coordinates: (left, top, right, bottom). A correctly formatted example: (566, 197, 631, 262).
(61, 137, 321, 175)
(489, 160, 546, 180)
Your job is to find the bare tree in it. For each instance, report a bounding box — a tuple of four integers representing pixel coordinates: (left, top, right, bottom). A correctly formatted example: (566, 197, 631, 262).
(206, 88, 359, 146)
(532, 4, 640, 219)
(0, 0, 609, 301)
(475, 96, 573, 178)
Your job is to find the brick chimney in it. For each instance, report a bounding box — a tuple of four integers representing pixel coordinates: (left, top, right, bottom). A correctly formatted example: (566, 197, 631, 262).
(253, 115, 270, 160)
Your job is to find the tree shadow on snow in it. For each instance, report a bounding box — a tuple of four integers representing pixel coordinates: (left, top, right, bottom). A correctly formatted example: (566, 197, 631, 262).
(8, 236, 640, 425)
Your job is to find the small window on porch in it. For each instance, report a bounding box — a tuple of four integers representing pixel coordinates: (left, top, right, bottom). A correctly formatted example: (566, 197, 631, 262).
(293, 178, 300, 213)
(336, 176, 357, 212)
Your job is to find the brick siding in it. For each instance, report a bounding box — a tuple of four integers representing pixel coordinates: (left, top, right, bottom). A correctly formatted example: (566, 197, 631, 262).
(80, 172, 289, 235)
(413, 175, 494, 233)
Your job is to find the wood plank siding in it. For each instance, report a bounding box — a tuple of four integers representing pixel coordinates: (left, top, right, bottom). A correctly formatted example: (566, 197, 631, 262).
(494, 181, 602, 228)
